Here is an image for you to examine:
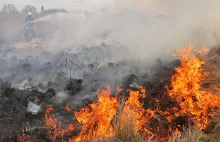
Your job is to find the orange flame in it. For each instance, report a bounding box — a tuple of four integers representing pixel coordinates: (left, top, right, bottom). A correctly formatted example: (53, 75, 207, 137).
(73, 85, 119, 141)
(71, 86, 159, 141)
(66, 104, 72, 112)
(18, 44, 25, 49)
(42, 45, 220, 141)
(45, 107, 74, 141)
(18, 127, 34, 142)
(119, 87, 155, 135)
(168, 45, 220, 129)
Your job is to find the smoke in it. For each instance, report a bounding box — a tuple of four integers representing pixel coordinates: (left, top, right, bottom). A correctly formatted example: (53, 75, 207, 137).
(1, 1, 220, 126)
(1, 0, 220, 89)
(54, 91, 69, 103)
(19, 0, 220, 63)
(114, 0, 220, 46)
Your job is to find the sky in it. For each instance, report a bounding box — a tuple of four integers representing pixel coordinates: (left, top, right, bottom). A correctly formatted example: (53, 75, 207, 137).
(0, 0, 113, 11)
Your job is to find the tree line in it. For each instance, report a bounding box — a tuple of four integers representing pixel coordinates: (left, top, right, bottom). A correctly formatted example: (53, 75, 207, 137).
(1, 4, 68, 16)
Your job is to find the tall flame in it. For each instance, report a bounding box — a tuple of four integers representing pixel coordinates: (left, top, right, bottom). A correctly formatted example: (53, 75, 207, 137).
(168, 45, 220, 129)
(118, 87, 155, 135)
(72, 86, 157, 141)
(73, 85, 119, 141)
(42, 45, 220, 141)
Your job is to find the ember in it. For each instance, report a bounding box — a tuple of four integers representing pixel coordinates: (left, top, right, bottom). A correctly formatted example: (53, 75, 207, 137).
(66, 104, 72, 112)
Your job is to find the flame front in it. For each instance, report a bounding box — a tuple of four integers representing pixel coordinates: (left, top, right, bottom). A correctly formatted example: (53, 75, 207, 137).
(43, 45, 220, 141)
(73, 85, 119, 141)
(117, 87, 155, 136)
(168, 45, 220, 129)
(45, 107, 74, 141)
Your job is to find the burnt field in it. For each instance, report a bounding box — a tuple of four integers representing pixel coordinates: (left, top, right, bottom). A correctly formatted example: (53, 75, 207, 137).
(0, 42, 219, 142)
(1, 3, 220, 141)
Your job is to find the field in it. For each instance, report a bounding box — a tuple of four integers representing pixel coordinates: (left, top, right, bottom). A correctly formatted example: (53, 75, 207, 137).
(0, 6, 220, 142)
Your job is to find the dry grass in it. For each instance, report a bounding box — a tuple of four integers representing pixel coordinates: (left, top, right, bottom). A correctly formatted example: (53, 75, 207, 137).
(90, 115, 220, 142)
(203, 46, 220, 94)
(205, 116, 220, 142)
(90, 100, 220, 142)
(168, 126, 213, 142)
(91, 102, 152, 142)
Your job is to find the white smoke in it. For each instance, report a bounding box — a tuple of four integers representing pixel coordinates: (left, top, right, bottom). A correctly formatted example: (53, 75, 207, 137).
(1, 0, 220, 86)
(19, 0, 220, 63)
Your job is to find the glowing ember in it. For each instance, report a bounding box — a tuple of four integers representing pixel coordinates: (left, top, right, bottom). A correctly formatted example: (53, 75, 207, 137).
(168, 45, 220, 129)
(66, 104, 72, 112)
(18, 43, 25, 49)
(16, 42, 42, 50)
(18, 127, 34, 142)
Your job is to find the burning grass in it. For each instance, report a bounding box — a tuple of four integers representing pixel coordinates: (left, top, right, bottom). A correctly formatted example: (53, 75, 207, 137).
(168, 126, 213, 142)
(73, 86, 119, 141)
(1, 45, 220, 141)
(168, 45, 220, 129)
(44, 45, 220, 142)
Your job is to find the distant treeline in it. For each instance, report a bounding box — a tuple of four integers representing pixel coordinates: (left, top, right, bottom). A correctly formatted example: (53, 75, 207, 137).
(1, 4, 68, 16)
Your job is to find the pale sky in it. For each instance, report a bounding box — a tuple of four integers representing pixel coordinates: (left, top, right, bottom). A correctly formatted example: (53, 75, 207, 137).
(0, 0, 113, 11)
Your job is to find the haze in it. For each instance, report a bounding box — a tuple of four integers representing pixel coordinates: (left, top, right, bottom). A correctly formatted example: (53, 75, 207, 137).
(0, 0, 113, 11)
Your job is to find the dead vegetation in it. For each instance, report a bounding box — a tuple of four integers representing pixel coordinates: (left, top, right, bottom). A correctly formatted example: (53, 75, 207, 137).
(1, 4, 220, 142)
(205, 116, 220, 142)
(203, 46, 220, 94)
(91, 115, 220, 142)
(0, 45, 219, 142)
(91, 117, 220, 142)
(168, 126, 213, 142)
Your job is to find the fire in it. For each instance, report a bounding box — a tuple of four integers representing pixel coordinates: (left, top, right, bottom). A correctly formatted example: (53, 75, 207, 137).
(45, 107, 74, 141)
(31, 43, 40, 48)
(18, 43, 25, 49)
(117, 87, 155, 135)
(168, 45, 220, 129)
(71, 86, 159, 141)
(16, 42, 41, 50)
(42, 45, 220, 141)
(73, 85, 119, 141)
(66, 104, 72, 112)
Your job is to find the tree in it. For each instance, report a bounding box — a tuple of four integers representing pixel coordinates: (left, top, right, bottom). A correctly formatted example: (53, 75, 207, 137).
(1, 4, 18, 13)
(43, 8, 68, 15)
(22, 5, 37, 15)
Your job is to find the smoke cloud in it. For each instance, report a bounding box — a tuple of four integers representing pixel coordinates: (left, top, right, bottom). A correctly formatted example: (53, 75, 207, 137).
(1, 0, 220, 86)
(19, 0, 220, 62)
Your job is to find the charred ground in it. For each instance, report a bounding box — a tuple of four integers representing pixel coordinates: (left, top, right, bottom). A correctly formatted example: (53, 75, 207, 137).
(0, 43, 219, 141)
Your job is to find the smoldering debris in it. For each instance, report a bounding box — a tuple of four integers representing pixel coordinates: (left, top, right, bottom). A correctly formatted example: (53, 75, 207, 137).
(0, 4, 220, 140)
(0, 41, 180, 140)
(0, 45, 219, 141)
